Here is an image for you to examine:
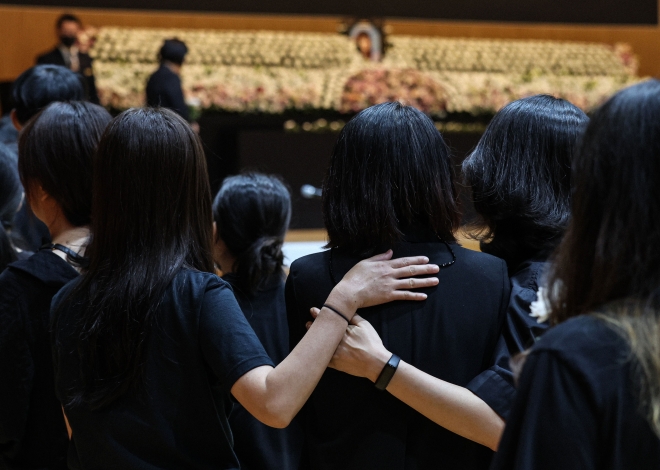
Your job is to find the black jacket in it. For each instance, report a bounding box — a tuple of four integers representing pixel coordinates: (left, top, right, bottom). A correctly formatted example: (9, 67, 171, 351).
(146, 65, 189, 121)
(0, 249, 77, 470)
(286, 228, 511, 470)
(465, 258, 550, 420)
(36, 47, 100, 104)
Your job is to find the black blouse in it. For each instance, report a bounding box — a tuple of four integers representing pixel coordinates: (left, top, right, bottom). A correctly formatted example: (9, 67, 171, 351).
(467, 259, 550, 420)
(223, 273, 303, 470)
(286, 231, 511, 470)
(491, 315, 660, 470)
(0, 249, 77, 470)
(51, 269, 274, 470)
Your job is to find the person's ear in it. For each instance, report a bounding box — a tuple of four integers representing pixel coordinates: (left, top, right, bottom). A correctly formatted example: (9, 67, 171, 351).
(25, 183, 54, 225)
(32, 184, 50, 204)
(215, 236, 229, 256)
(212, 221, 217, 241)
(10, 109, 22, 131)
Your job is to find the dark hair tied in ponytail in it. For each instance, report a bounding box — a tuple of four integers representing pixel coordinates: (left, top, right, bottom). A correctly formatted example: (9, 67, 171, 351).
(213, 173, 291, 296)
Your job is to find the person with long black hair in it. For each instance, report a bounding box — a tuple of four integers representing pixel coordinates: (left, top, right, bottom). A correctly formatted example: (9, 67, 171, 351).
(286, 101, 511, 469)
(0, 101, 111, 470)
(0, 143, 27, 271)
(491, 80, 660, 469)
(213, 173, 302, 470)
(309, 96, 588, 454)
(462, 95, 588, 420)
(50, 107, 437, 470)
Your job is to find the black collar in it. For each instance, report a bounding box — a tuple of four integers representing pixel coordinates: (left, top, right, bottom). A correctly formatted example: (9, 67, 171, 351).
(7, 248, 79, 287)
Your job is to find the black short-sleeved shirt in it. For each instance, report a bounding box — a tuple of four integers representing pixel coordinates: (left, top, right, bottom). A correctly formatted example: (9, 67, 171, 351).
(491, 315, 660, 470)
(467, 259, 550, 420)
(223, 274, 303, 470)
(51, 269, 274, 470)
(0, 249, 76, 470)
(286, 228, 511, 470)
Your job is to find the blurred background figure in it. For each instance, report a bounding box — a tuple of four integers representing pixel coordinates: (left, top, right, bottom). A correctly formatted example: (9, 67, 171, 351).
(146, 39, 192, 124)
(213, 173, 303, 470)
(0, 117, 18, 154)
(36, 13, 99, 104)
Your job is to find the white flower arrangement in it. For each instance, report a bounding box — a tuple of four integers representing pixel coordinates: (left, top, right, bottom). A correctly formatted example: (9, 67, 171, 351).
(90, 28, 641, 116)
(529, 286, 551, 324)
(385, 36, 636, 77)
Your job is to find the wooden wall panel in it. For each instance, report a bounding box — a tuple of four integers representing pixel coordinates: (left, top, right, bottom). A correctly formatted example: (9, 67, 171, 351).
(2, 0, 657, 24)
(1, 4, 659, 82)
(388, 20, 660, 78)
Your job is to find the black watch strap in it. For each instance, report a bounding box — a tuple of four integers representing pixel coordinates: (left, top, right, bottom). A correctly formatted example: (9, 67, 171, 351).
(374, 354, 400, 391)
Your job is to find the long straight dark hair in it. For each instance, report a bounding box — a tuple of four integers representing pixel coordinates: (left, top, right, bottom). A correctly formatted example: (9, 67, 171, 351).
(61, 107, 215, 410)
(548, 80, 660, 437)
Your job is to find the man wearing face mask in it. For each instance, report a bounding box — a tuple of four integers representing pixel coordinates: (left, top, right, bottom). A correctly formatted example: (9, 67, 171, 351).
(36, 13, 99, 104)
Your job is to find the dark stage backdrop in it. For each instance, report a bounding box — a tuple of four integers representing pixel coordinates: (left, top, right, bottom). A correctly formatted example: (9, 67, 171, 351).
(197, 113, 481, 229)
(3, 0, 658, 24)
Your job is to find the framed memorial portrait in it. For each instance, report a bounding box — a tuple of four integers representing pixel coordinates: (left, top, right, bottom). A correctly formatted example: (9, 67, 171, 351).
(347, 20, 384, 62)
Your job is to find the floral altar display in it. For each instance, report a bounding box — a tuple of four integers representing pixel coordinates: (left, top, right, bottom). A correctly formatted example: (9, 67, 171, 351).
(91, 27, 640, 117)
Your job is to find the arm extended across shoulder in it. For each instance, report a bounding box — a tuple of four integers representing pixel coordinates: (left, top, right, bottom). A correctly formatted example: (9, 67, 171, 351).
(230, 251, 440, 428)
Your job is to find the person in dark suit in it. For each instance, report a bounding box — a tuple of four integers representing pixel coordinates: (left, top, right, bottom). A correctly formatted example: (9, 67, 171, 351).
(36, 13, 99, 104)
(146, 39, 190, 122)
(213, 173, 303, 470)
(286, 102, 511, 470)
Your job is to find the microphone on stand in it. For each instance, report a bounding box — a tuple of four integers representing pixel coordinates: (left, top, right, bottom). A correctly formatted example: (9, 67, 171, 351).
(300, 184, 322, 199)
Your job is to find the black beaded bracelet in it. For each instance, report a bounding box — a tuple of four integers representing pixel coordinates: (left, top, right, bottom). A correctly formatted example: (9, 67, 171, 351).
(322, 304, 351, 323)
(374, 354, 401, 391)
